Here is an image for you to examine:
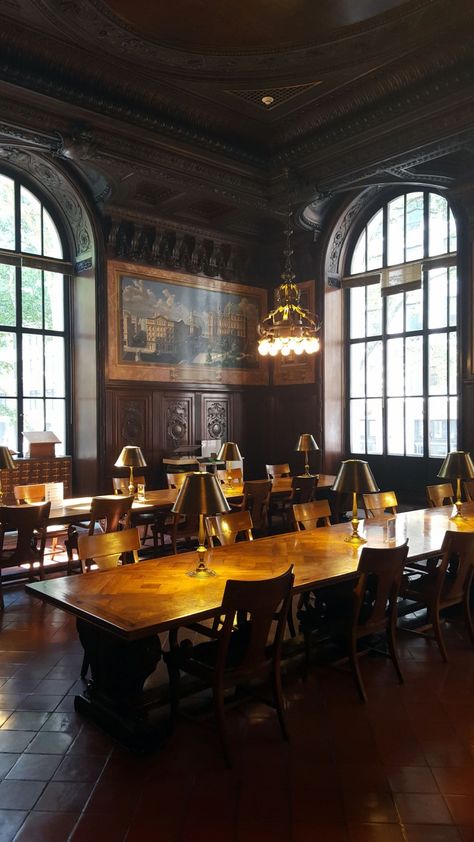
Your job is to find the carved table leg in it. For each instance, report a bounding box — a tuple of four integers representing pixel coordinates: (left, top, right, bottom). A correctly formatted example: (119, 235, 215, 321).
(75, 619, 164, 752)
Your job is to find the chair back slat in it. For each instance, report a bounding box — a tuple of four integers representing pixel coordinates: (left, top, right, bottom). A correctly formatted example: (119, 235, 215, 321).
(13, 484, 46, 504)
(78, 527, 141, 572)
(88, 495, 134, 534)
(437, 530, 474, 605)
(205, 511, 253, 546)
(290, 475, 316, 504)
(354, 541, 409, 634)
(266, 463, 291, 479)
(363, 490, 398, 518)
(293, 499, 331, 530)
(216, 566, 294, 679)
(426, 483, 454, 507)
(0, 502, 51, 567)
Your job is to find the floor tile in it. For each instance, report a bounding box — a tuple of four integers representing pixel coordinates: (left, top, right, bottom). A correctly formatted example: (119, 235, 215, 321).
(445, 795, 474, 825)
(0, 810, 28, 842)
(13, 811, 79, 841)
(386, 766, 439, 793)
(0, 756, 20, 779)
(25, 732, 75, 755)
(394, 792, 453, 824)
(347, 823, 405, 841)
(52, 754, 107, 782)
(6, 754, 62, 781)
(0, 732, 35, 753)
(15, 696, 63, 712)
(432, 767, 474, 795)
(33, 780, 94, 812)
(404, 827, 462, 841)
(0, 712, 49, 731)
(0, 779, 45, 810)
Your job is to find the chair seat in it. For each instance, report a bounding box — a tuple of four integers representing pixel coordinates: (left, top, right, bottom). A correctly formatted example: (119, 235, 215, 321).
(402, 570, 464, 605)
(176, 624, 254, 673)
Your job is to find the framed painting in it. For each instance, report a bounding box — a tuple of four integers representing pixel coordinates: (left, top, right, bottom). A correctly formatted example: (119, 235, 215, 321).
(107, 261, 269, 386)
(272, 280, 317, 385)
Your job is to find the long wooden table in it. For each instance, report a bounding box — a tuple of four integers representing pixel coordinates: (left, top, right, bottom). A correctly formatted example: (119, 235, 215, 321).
(25, 503, 474, 749)
(44, 473, 336, 525)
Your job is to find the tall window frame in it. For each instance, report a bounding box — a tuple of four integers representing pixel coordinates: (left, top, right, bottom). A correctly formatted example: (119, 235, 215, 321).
(0, 169, 72, 456)
(346, 189, 458, 460)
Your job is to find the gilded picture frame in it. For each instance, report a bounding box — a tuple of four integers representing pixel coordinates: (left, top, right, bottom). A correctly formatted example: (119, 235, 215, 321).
(107, 261, 269, 386)
(272, 280, 317, 386)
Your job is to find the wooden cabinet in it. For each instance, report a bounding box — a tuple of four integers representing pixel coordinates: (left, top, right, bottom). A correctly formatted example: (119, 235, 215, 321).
(0, 457, 72, 505)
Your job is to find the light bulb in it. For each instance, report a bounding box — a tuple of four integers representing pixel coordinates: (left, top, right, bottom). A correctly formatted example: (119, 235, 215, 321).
(269, 343, 279, 356)
(281, 345, 291, 356)
(294, 341, 304, 355)
(258, 339, 270, 356)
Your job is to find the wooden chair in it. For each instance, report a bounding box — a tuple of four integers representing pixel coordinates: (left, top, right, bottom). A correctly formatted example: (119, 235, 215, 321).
(14, 483, 67, 559)
(112, 476, 162, 552)
(231, 480, 272, 532)
(0, 502, 51, 608)
(463, 479, 474, 502)
(77, 527, 141, 677)
(65, 495, 134, 573)
(216, 468, 243, 486)
(293, 499, 332, 530)
(266, 463, 291, 479)
(271, 475, 317, 526)
(166, 565, 294, 766)
(400, 530, 474, 661)
(426, 483, 454, 507)
(205, 510, 253, 546)
(363, 490, 398, 518)
(78, 527, 141, 573)
(299, 541, 409, 701)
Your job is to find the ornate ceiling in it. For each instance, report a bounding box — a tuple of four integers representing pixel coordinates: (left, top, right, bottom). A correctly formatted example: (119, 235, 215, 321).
(0, 0, 473, 242)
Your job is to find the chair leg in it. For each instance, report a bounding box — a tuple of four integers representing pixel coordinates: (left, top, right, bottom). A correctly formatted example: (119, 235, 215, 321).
(462, 592, 474, 646)
(273, 666, 289, 741)
(287, 598, 296, 638)
(387, 625, 404, 685)
(431, 608, 448, 662)
(349, 636, 367, 702)
(213, 683, 231, 768)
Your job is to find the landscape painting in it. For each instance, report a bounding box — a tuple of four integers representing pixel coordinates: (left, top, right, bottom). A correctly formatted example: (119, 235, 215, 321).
(107, 262, 269, 385)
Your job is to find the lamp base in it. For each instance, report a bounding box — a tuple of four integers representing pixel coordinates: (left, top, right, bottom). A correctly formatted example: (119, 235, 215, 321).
(186, 546, 216, 578)
(344, 532, 367, 545)
(450, 504, 465, 521)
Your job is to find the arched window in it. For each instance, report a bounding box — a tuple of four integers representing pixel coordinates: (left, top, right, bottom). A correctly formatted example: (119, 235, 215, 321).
(0, 171, 70, 455)
(347, 190, 457, 458)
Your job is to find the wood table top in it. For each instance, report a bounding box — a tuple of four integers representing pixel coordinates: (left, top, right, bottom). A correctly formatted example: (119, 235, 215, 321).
(26, 504, 474, 640)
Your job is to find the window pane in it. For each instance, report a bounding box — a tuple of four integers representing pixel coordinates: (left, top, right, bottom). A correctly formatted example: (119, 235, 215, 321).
(0, 175, 15, 250)
(42, 208, 63, 259)
(428, 193, 448, 257)
(366, 209, 383, 270)
(366, 399, 383, 454)
(448, 266, 457, 327)
(406, 336, 423, 395)
(366, 341, 382, 397)
(449, 209, 457, 253)
(350, 343, 365, 398)
(350, 287, 365, 339)
(23, 398, 45, 434)
(0, 398, 17, 451)
(45, 337, 65, 398)
(44, 272, 64, 332)
(387, 398, 404, 455)
(386, 293, 403, 335)
(449, 331, 457, 395)
(387, 338, 404, 396)
(428, 333, 447, 395)
(406, 397, 424, 456)
(0, 331, 17, 395)
(351, 229, 366, 274)
(428, 268, 447, 329)
(22, 267, 43, 329)
(0, 263, 16, 326)
(449, 396, 457, 451)
(350, 399, 366, 453)
(405, 192, 423, 261)
(405, 288, 422, 331)
(428, 396, 448, 458)
(366, 283, 382, 336)
(387, 195, 404, 266)
(46, 399, 65, 454)
(22, 334, 44, 398)
(20, 186, 42, 254)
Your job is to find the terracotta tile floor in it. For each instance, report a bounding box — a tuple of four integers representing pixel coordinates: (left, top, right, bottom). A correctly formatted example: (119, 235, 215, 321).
(0, 580, 473, 841)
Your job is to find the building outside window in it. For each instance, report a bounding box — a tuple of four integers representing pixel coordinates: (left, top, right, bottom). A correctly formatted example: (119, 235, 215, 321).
(0, 171, 70, 455)
(347, 190, 457, 459)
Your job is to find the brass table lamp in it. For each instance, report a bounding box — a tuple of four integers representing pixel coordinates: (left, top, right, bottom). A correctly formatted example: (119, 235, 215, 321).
(295, 433, 319, 476)
(0, 447, 16, 503)
(437, 450, 474, 519)
(332, 459, 379, 544)
(172, 472, 230, 576)
(114, 446, 147, 495)
(217, 441, 242, 487)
